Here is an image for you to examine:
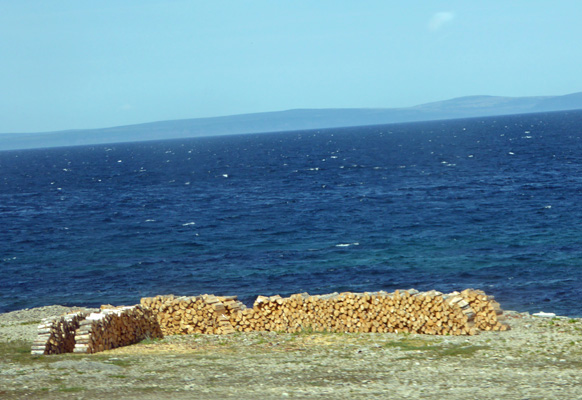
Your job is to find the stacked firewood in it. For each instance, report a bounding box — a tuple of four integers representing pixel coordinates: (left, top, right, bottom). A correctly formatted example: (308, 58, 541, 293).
(229, 290, 490, 335)
(142, 289, 509, 337)
(459, 289, 508, 332)
(32, 288, 510, 356)
(73, 305, 162, 354)
(31, 311, 89, 355)
(140, 294, 245, 335)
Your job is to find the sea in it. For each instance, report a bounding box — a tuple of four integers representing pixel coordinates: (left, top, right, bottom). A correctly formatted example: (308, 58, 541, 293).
(2, 110, 582, 317)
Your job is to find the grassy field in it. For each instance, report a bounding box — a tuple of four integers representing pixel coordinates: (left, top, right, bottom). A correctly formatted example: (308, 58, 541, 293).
(2, 312, 582, 399)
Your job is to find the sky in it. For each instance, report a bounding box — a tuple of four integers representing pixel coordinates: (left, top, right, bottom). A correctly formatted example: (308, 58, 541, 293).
(1, 1, 581, 133)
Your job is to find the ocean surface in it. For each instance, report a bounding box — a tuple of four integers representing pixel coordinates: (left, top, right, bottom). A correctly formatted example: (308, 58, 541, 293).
(2, 110, 582, 316)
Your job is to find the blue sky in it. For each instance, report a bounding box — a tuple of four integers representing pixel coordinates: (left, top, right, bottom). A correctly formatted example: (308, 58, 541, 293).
(1, 1, 581, 133)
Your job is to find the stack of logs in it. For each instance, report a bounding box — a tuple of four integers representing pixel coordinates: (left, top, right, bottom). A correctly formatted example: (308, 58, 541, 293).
(141, 288, 509, 337)
(461, 289, 506, 331)
(31, 311, 89, 355)
(140, 294, 244, 335)
(73, 305, 163, 354)
(32, 288, 509, 356)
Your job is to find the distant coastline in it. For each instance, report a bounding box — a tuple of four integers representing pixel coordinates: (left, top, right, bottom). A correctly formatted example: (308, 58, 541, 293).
(1, 92, 582, 151)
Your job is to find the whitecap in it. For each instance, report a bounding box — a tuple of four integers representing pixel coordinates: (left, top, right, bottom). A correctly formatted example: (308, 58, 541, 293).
(508, 152, 515, 155)
(145, 219, 156, 222)
(544, 205, 552, 209)
(335, 242, 360, 247)
(182, 222, 196, 226)
(222, 174, 229, 178)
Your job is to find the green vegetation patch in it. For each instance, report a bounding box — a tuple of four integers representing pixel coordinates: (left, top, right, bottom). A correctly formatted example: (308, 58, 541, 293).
(290, 326, 342, 336)
(138, 336, 163, 345)
(437, 345, 489, 357)
(383, 338, 437, 351)
(89, 355, 133, 367)
(383, 338, 489, 359)
(58, 385, 85, 392)
(19, 320, 41, 326)
(0, 340, 37, 364)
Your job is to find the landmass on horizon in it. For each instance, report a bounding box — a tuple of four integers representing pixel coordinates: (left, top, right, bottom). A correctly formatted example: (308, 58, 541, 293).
(1, 91, 582, 151)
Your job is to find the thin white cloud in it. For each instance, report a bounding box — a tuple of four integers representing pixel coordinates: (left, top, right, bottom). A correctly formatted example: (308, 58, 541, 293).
(428, 11, 455, 31)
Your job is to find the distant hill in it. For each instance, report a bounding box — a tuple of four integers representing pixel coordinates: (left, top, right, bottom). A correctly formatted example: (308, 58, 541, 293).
(2, 92, 582, 151)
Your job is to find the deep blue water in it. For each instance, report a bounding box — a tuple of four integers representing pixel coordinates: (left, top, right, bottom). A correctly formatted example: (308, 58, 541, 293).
(2, 110, 582, 316)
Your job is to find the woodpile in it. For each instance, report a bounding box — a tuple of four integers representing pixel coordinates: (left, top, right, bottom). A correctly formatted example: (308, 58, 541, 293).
(32, 288, 510, 356)
(459, 289, 508, 332)
(229, 290, 483, 335)
(31, 311, 89, 355)
(140, 294, 245, 335)
(142, 289, 509, 337)
(73, 305, 162, 354)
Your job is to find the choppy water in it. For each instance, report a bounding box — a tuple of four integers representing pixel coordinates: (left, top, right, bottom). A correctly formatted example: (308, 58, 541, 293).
(2, 110, 582, 316)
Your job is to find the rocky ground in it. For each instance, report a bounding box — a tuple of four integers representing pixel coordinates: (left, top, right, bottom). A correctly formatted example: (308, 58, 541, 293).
(1, 306, 582, 399)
